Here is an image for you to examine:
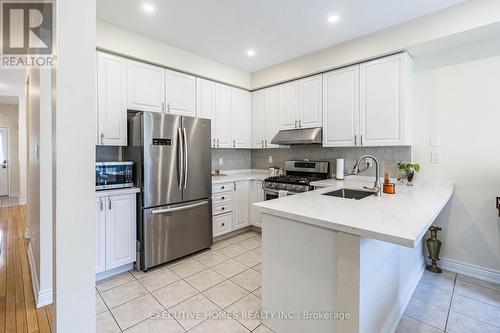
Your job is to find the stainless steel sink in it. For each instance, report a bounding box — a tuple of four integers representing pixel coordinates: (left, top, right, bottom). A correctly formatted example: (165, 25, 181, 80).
(322, 188, 375, 200)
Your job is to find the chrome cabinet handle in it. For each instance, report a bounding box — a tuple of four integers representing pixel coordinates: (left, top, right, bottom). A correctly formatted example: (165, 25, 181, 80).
(178, 128, 184, 190)
(100, 133, 104, 145)
(99, 198, 103, 211)
(217, 138, 219, 147)
(213, 138, 215, 147)
(151, 201, 208, 215)
(295, 120, 297, 128)
(108, 198, 111, 210)
(354, 135, 357, 146)
(162, 102, 165, 112)
(261, 140, 264, 148)
(233, 139, 235, 148)
(265, 139, 267, 148)
(183, 127, 188, 189)
(167, 103, 171, 113)
(299, 120, 302, 128)
(360, 134, 363, 146)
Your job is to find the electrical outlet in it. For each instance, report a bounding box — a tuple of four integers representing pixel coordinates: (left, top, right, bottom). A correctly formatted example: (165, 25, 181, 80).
(218, 158, 223, 166)
(365, 158, 373, 168)
(431, 151, 441, 164)
(268, 156, 273, 164)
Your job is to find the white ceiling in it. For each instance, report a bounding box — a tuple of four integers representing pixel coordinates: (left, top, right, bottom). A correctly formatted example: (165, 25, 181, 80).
(97, 0, 466, 72)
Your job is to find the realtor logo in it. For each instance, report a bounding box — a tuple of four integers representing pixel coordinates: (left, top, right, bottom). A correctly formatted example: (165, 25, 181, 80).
(1, 1, 55, 67)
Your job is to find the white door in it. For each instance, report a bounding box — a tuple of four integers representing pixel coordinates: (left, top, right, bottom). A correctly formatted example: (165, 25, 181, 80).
(298, 75, 323, 128)
(196, 78, 216, 146)
(97, 52, 127, 146)
(95, 197, 106, 274)
(233, 181, 249, 229)
(249, 181, 264, 226)
(359, 53, 411, 146)
(277, 81, 299, 130)
(252, 90, 266, 148)
(0, 128, 8, 196)
(165, 69, 196, 116)
(127, 60, 165, 113)
(265, 87, 279, 148)
(323, 66, 360, 147)
(105, 194, 136, 270)
(231, 88, 251, 148)
(214, 83, 232, 148)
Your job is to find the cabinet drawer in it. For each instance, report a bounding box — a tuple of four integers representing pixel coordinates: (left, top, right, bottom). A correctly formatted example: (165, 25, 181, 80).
(212, 192, 233, 205)
(213, 212, 232, 237)
(212, 203, 232, 216)
(212, 182, 233, 194)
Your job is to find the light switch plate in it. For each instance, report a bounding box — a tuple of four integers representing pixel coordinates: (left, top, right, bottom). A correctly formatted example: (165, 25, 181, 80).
(431, 151, 441, 164)
(218, 158, 223, 166)
(268, 156, 273, 164)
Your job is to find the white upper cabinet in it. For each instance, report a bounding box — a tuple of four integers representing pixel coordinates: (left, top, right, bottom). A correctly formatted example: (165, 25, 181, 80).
(214, 83, 232, 148)
(359, 53, 412, 146)
(323, 66, 360, 147)
(252, 90, 266, 148)
(196, 78, 216, 146)
(126, 60, 165, 113)
(298, 75, 323, 128)
(231, 88, 251, 148)
(165, 69, 196, 116)
(233, 181, 250, 229)
(97, 52, 127, 146)
(278, 81, 299, 130)
(265, 87, 279, 148)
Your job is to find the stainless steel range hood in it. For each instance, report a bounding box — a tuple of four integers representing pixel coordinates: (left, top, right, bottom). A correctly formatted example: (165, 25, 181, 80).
(271, 127, 322, 145)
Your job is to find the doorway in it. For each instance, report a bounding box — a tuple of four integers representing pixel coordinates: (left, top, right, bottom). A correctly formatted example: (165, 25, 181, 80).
(0, 127, 9, 197)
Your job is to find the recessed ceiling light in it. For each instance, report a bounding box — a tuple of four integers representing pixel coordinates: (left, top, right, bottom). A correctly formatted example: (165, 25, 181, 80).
(142, 3, 155, 14)
(246, 49, 256, 57)
(328, 15, 340, 24)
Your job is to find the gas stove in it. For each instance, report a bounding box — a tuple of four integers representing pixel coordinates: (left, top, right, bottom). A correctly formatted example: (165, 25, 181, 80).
(263, 160, 329, 197)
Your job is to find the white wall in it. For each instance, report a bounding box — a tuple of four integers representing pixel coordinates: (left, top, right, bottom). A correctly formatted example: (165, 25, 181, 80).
(251, 0, 500, 89)
(96, 20, 251, 89)
(413, 42, 500, 273)
(0, 103, 19, 197)
(18, 93, 27, 204)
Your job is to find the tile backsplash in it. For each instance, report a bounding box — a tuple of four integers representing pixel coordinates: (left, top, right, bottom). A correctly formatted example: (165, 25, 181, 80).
(211, 149, 251, 171)
(96, 146, 122, 162)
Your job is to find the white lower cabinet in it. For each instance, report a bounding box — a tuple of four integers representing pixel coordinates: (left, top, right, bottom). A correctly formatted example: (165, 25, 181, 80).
(95, 193, 136, 274)
(233, 181, 249, 229)
(249, 181, 264, 227)
(213, 213, 232, 237)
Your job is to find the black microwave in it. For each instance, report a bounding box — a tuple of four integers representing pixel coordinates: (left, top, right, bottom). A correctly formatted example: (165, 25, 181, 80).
(96, 162, 134, 190)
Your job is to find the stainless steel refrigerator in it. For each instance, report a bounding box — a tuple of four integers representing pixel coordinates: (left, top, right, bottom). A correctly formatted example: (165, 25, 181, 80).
(125, 111, 212, 271)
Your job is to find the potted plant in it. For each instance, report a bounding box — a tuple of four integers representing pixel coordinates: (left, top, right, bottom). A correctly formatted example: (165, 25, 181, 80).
(397, 162, 420, 186)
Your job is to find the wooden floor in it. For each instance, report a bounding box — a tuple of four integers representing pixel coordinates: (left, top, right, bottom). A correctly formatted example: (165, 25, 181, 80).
(0, 205, 53, 333)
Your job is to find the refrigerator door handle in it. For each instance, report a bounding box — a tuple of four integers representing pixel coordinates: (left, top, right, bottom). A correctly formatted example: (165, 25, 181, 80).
(151, 200, 209, 215)
(183, 127, 188, 189)
(178, 127, 184, 190)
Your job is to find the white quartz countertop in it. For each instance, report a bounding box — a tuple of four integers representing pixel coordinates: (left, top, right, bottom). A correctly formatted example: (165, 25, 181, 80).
(95, 187, 141, 197)
(254, 178, 454, 248)
(212, 169, 269, 184)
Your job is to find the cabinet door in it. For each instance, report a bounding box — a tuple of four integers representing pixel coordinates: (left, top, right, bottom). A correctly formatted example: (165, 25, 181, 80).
(323, 66, 360, 147)
(165, 69, 196, 116)
(213, 212, 232, 237)
(105, 194, 136, 270)
(359, 53, 411, 146)
(127, 60, 165, 113)
(214, 83, 232, 148)
(265, 87, 279, 148)
(252, 90, 266, 148)
(196, 78, 216, 146)
(233, 181, 250, 230)
(277, 81, 299, 130)
(249, 181, 264, 226)
(97, 52, 127, 146)
(231, 88, 251, 148)
(95, 197, 106, 274)
(298, 75, 323, 128)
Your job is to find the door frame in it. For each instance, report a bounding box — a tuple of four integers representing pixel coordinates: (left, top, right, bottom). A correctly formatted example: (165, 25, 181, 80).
(0, 126, 10, 197)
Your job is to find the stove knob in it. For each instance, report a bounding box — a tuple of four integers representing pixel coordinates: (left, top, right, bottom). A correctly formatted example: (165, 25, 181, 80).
(291, 185, 297, 190)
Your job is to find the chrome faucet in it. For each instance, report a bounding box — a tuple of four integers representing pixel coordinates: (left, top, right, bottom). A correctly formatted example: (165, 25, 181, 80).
(352, 155, 382, 196)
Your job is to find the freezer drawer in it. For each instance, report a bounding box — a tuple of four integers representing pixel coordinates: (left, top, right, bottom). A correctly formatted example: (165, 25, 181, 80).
(141, 199, 213, 270)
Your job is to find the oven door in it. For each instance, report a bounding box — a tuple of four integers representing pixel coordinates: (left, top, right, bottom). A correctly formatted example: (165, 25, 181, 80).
(264, 188, 299, 200)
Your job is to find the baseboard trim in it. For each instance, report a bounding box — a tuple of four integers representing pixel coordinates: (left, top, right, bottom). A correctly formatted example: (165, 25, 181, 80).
(18, 198, 27, 205)
(27, 244, 53, 308)
(96, 263, 134, 282)
(436, 258, 500, 285)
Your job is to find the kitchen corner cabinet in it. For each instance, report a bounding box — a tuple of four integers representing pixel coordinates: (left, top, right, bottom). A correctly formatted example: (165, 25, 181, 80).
(97, 52, 127, 146)
(95, 193, 136, 274)
(233, 181, 250, 229)
(214, 83, 232, 148)
(165, 70, 196, 116)
(126, 60, 165, 113)
(231, 88, 251, 148)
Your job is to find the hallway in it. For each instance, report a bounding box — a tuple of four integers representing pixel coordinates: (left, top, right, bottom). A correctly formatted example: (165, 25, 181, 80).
(0, 205, 53, 332)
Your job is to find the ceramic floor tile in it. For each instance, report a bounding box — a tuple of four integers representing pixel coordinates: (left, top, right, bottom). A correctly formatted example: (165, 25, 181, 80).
(253, 287, 262, 299)
(124, 312, 185, 333)
(404, 295, 448, 330)
(420, 270, 455, 292)
(454, 279, 500, 307)
(195, 251, 229, 267)
(212, 259, 248, 278)
(184, 269, 226, 292)
(168, 294, 221, 331)
(446, 311, 500, 333)
(203, 280, 249, 309)
(252, 263, 262, 273)
(411, 281, 453, 309)
(97, 272, 136, 292)
(227, 232, 259, 244)
(252, 247, 262, 255)
(253, 324, 274, 333)
(111, 294, 164, 331)
(96, 311, 121, 333)
(96, 292, 108, 314)
(456, 274, 500, 292)
(189, 318, 250, 333)
(152, 280, 199, 309)
(100, 280, 148, 309)
(226, 293, 262, 331)
(237, 238, 261, 251)
(129, 265, 167, 279)
(451, 294, 500, 327)
(394, 315, 443, 333)
(138, 268, 181, 292)
(234, 251, 261, 268)
(231, 269, 261, 292)
(217, 245, 248, 258)
(170, 260, 206, 278)
(211, 239, 233, 251)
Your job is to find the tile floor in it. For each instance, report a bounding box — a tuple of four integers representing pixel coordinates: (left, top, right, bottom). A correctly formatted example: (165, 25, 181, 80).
(96, 230, 500, 333)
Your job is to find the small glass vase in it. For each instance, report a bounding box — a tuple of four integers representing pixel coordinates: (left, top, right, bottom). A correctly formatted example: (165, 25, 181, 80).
(406, 171, 415, 186)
